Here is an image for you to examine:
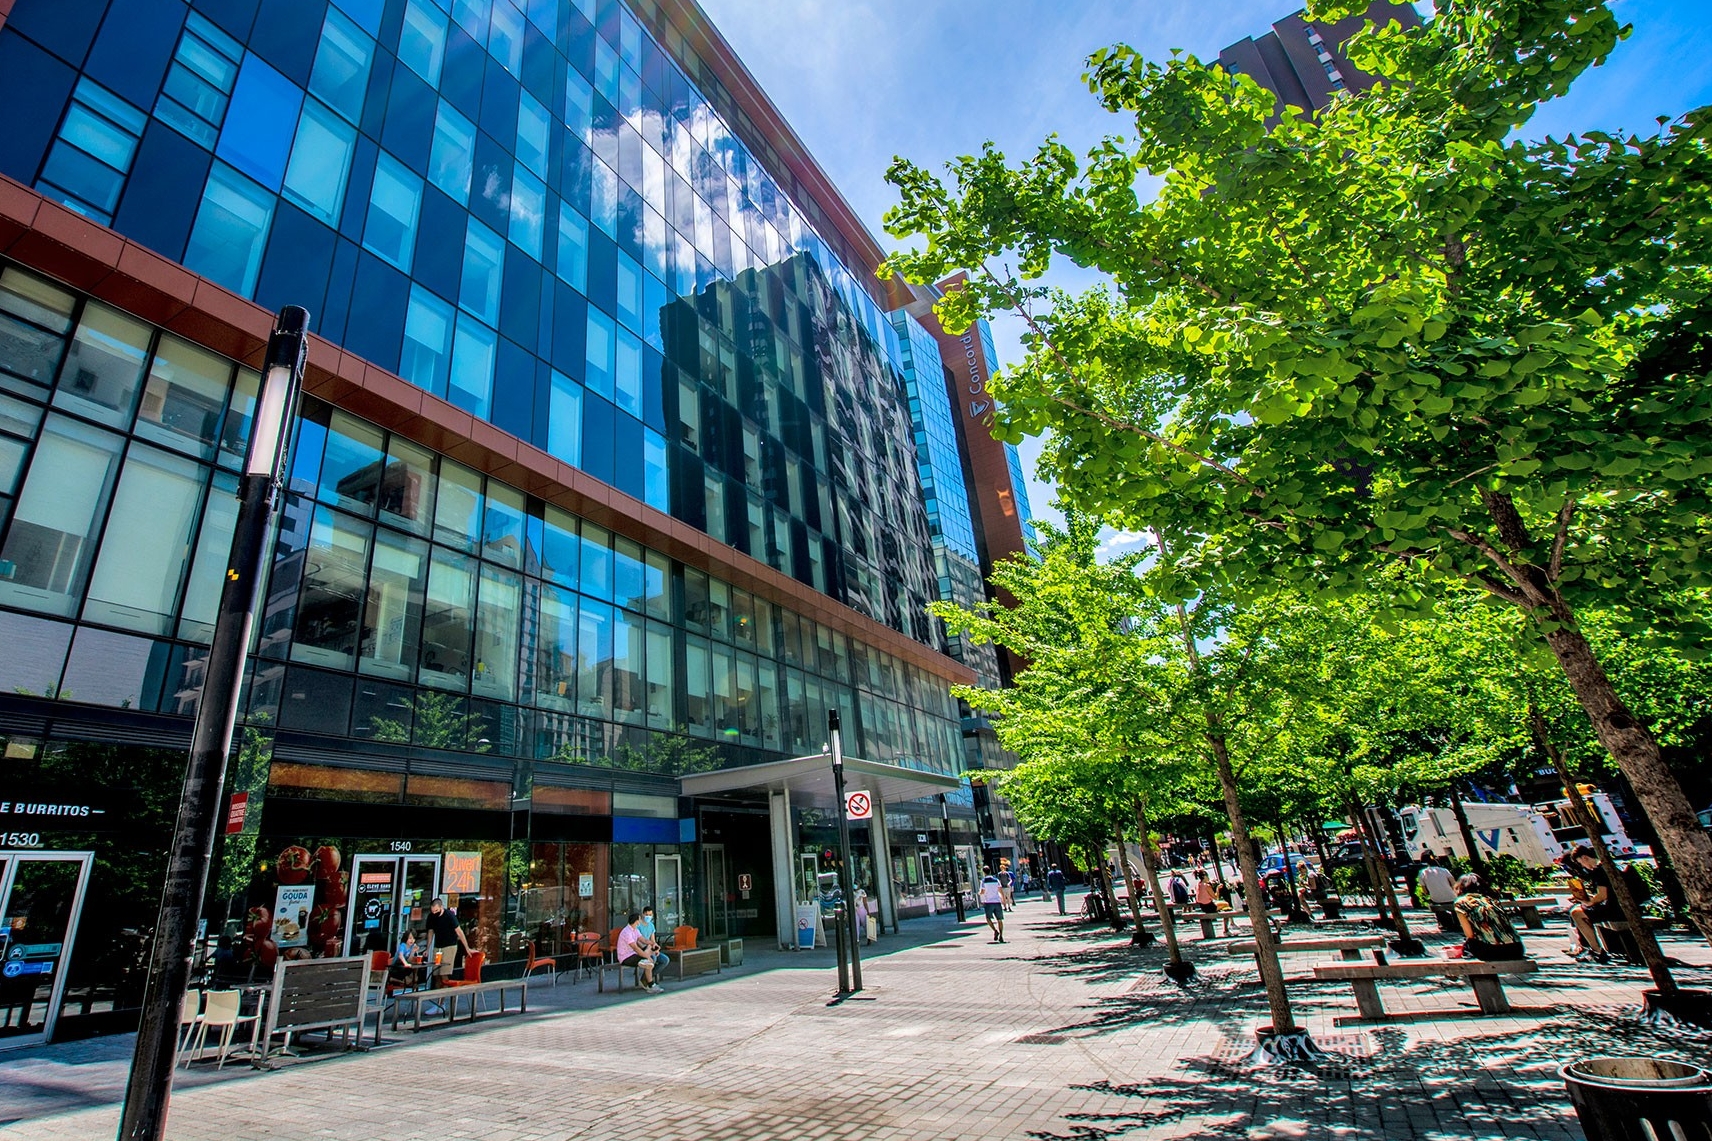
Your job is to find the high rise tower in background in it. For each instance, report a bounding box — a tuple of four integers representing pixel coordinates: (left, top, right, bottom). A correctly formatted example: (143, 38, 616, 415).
(0, 0, 1031, 1047)
(1218, 1, 1422, 120)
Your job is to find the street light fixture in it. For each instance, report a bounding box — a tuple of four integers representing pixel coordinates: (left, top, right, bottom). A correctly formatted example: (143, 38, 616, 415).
(827, 710, 862, 993)
(119, 307, 309, 1141)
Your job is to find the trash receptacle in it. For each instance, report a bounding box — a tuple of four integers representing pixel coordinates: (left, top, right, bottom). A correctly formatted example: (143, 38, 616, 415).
(1560, 1056, 1712, 1141)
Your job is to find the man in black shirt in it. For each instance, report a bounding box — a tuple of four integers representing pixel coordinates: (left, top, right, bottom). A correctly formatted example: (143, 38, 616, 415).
(424, 897, 471, 982)
(1568, 848, 1617, 963)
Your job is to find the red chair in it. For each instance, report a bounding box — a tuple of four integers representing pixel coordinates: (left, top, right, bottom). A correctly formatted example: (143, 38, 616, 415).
(524, 940, 559, 988)
(442, 950, 485, 987)
(576, 932, 604, 980)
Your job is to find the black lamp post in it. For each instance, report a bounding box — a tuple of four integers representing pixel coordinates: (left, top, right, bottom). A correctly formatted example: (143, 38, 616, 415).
(827, 710, 861, 993)
(939, 793, 966, 922)
(119, 307, 308, 1141)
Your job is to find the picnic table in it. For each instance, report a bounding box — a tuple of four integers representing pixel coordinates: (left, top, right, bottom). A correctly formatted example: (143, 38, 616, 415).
(1226, 934, 1385, 962)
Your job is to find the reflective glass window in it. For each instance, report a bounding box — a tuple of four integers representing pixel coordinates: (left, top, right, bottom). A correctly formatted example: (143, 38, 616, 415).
(433, 459, 484, 551)
(350, 526, 427, 676)
(448, 313, 496, 418)
(684, 635, 710, 736)
(179, 468, 238, 642)
(547, 369, 581, 466)
(488, 0, 525, 75)
(758, 659, 781, 748)
(290, 504, 373, 670)
(516, 92, 550, 178)
(429, 101, 476, 205)
(584, 308, 615, 400)
(612, 536, 643, 613)
(642, 550, 669, 621)
(450, 0, 487, 40)
(575, 596, 611, 718)
(642, 428, 667, 512)
(707, 578, 731, 643)
(592, 38, 619, 105)
(52, 302, 152, 428)
(80, 443, 203, 634)
(614, 251, 642, 331)
(135, 333, 232, 458)
(645, 622, 673, 729)
(419, 546, 475, 689)
(398, 0, 447, 86)
(704, 472, 725, 545)
(37, 79, 146, 223)
(614, 326, 641, 417)
(0, 269, 75, 395)
(539, 504, 578, 589)
(401, 284, 454, 398)
(317, 410, 385, 515)
(579, 522, 612, 600)
(564, 70, 593, 142)
(683, 566, 709, 635)
(157, 12, 242, 148)
(731, 589, 755, 648)
(217, 367, 260, 469)
(364, 153, 423, 272)
(611, 606, 643, 723)
(482, 480, 526, 567)
(460, 218, 504, 322)
(473, 564, 520, 700)
(310, 8, 374, 124)
(378, 434, 437, 535)
(535, 584, 577, 708)
(216, 58, 302, 191)
(754, 597, 775, 655)
(184, 163, 274, 295)
(510, 169, 546, 259)
(282, 99, 357, 225)
(590, 158, 617, 237)
(711, 643, 734, 736)
(735, 650, 758, 741)
(675, 377, 697, 453)
(555, 203, 589, 290)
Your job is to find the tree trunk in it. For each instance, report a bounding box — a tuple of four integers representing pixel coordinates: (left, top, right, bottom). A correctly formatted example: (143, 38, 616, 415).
(1531, 704, 1675, 992)
(1110, 817, 1152, 940)
(1447, 783, 1486, 874)
(1310, 821, 1332, 869)
(1135, 800, 1185, 966)
(1211, 734, 1296, 1033)
(1093, 848, 1125, 931)
(1207, 826, 1230, 888)
(1354, 800, 1419, 948)
(1348, 797, 1392, 919)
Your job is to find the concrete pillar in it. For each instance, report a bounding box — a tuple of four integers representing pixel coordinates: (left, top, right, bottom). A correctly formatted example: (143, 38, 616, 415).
(769, 787, 796, 950)
(869, 789, 899, 934)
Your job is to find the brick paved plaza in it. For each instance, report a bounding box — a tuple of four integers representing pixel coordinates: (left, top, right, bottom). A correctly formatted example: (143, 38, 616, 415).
(4, 896, 1710, 1140)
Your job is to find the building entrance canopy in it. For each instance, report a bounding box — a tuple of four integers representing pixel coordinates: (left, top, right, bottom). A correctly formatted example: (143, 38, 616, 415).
(679, 754, 960, 810)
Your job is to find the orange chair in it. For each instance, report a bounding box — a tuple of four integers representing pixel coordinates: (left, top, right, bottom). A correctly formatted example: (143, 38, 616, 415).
(443, 950, 485, 986)
(576, 932, 604, 980)
(524, 940, 559, 988)
(671, 924, 698, 950)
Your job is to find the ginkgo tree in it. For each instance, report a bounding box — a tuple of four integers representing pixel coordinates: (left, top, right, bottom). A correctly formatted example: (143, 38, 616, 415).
(882, 0, 1712, 938)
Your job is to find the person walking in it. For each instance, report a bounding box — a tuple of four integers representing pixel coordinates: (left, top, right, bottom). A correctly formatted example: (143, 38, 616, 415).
(978, 873, 1006, 943)
(1047, 865, 1067, 915)
(997, 860, 1016, 911)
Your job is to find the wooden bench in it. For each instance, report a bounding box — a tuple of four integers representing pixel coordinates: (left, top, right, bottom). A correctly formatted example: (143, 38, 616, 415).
(1596, 917, 1671, 963)
(673, 947, 722, 980)
(1503, 896, 1557, 929)
(1313, 959, 1537, 1019)
(390, 978, 527, 1031)
(1227, 935, 1385, 962)
(257, 956, 369, 1064)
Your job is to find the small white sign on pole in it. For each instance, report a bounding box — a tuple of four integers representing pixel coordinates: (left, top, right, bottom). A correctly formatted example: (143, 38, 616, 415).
(845, 791, 872, 820)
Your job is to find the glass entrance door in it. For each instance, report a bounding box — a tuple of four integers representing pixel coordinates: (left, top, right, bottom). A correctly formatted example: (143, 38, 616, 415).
(653, 854, 682, 935)
(344, 854, 440, 955)
(701, 846, 728, 941)
(0, 850, 92, 1048)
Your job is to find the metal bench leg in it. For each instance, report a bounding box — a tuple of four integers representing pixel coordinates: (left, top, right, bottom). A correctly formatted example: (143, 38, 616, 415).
(1469, 975, 1510, 1014)
(1350, 978, 1386, 1019)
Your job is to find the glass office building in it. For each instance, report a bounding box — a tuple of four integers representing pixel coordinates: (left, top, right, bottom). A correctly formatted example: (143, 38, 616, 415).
(0, 0, 1008, 1044)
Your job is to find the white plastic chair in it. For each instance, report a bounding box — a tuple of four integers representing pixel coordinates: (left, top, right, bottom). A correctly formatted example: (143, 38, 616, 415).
(176, 991, 203, 1067)
(187, 989, 257, 1068)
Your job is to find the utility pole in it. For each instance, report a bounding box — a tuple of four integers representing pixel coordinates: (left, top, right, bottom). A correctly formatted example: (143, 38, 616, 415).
(119, 307, 308, 1141)
(939, 793, 966, 922)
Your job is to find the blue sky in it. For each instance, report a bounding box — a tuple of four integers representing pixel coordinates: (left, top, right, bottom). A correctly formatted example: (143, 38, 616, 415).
(696, 0, 1712, 544)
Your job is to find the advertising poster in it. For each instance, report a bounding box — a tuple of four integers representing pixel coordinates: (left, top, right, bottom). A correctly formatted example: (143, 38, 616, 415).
(272, 884, 314, 949)
(578, 873, 594, 899)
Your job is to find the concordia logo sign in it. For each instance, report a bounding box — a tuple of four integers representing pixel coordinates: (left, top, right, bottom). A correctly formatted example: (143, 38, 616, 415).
(960, 333, 987, 419)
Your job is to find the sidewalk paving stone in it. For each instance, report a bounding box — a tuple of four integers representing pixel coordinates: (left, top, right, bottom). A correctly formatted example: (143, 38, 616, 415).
(2, 900, 1709, 1139)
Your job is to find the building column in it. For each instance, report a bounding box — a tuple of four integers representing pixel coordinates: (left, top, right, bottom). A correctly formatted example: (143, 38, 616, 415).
(769, 787, 796, 950)
(869, 790, 899, 934)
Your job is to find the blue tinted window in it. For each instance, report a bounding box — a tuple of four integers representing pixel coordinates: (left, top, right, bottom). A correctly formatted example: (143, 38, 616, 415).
(331, 0, 384, 36)
(363, 152, 422, 271)
(428, 100, 474, 204)
(591, 156, 617, 238)
(614, 250, 642, 331)
(585, 307, 615, 400)
(516, 91, 550, 178)
(555, 202, 588, 290)
(488, 0, 525, 75)
(310, 8, 375, 124)
(185, 162, 275, 295)
(156, 13, 242, 149)
(449, 313, 495, 417)
(398, 0, 446, 86)
(564, 69, 593, 143)
(401, 284, 454, 398)
(614, 325, 642, 417)
(593, 38, 619, 105)
(460, 219, 504, 323)
(37, 79, 146, 223)
(509, 169, 545, 259)
(216, 57, 302, 190)
(282, 99, 356, 224)
(526, 0, 557, 39)
(547, 369, 581, 465)
(451, 0, 488, 42)
(643, 427, 668, 511)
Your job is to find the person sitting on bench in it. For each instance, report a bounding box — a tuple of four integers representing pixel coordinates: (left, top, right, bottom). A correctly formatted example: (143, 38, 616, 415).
(1566, 847, 1616, 964)
(616, 912, 660, 992)
(1452, 874, 1527, 962)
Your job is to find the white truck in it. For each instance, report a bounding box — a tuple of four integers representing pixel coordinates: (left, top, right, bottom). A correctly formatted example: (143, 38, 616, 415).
(1398, 801, 1565, 867)
(1535, 791, 1649, 859)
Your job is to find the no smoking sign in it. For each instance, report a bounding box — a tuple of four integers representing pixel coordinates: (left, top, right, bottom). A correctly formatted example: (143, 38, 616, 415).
(845, 791, 872, 820)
